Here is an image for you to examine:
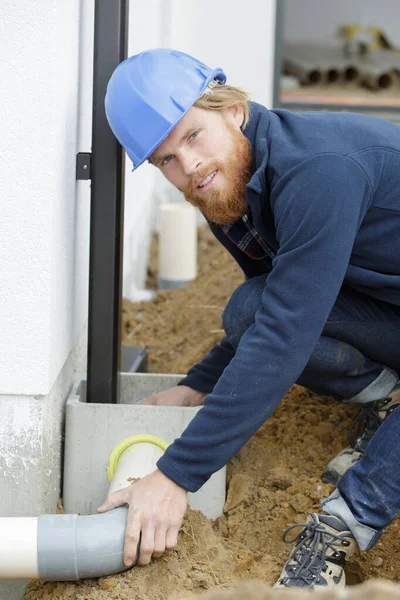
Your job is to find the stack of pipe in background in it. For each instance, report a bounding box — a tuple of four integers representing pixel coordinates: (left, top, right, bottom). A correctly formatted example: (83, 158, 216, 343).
(284, 43, 400, 90)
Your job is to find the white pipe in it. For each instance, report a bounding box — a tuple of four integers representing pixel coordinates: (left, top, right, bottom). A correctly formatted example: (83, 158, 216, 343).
(108, 442, 165, 494)
(0, 517, 39, 579)
(0, 435, 168, 581)
(158, 202, 197, 289)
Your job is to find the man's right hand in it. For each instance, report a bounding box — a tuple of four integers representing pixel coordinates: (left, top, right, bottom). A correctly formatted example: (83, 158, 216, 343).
(141, 385, 207, 407)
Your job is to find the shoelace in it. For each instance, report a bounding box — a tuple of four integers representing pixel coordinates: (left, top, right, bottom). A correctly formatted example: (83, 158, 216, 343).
(280, 518, 346, 587)
(347, 398, 395, 451)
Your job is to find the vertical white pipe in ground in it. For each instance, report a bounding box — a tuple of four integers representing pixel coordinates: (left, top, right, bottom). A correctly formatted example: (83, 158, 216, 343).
(158, 203, 197, 289)
(108, 443, 165, 495)
(0, 517, 39, 579)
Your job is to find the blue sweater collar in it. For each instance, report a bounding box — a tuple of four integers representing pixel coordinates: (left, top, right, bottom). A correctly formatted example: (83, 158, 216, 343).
(243, 101, 271, 195)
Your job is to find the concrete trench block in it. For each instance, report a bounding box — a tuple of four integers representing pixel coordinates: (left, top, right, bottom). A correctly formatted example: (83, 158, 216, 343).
(63, 373, 226, 519)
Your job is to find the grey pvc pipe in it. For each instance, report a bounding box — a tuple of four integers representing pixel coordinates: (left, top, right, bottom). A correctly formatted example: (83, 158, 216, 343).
(362, 71, 394, 89)
(38, 507, 137, 581)
(284, 56, 323, 85)
(359, 61, 395, 89)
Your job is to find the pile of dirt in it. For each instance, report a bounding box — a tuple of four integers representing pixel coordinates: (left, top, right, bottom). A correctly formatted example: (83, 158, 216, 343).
(24, 226, 400, 599)
(183, 579, 400, 600)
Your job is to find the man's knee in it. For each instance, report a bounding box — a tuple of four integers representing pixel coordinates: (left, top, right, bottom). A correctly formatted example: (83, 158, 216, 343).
(222, 276, 265, 347)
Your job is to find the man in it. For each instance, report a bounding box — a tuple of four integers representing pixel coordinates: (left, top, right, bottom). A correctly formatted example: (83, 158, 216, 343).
(99, 48, 400, 589)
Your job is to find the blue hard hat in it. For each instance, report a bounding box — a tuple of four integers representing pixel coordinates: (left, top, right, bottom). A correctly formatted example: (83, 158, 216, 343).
(105, 48, 226, 170)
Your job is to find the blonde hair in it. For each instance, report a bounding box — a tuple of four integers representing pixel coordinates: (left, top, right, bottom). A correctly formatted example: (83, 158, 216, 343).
(148, 84, 250, 164)
(194, 83, 250, 130)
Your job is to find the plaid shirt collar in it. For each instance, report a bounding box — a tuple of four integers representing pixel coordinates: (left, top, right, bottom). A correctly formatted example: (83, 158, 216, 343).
(221, 213, 275, 260)
(217, 103, 275, 260)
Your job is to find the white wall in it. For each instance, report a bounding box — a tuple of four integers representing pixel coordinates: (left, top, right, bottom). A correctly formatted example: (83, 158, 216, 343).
(0, 0, 276, 387)
(123, 0, 277, 300)
(168, 0, 276, 105)
(0, 0, 91, 395)
(284, 0, 400, 46)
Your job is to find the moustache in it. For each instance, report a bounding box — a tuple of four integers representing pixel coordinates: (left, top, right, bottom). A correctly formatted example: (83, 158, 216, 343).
(185, 162, 223, 193)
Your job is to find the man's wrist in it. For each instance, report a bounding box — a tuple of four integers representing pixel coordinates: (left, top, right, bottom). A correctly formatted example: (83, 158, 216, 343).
(155, 468, 188, 492)
(182, 385, 207, 406)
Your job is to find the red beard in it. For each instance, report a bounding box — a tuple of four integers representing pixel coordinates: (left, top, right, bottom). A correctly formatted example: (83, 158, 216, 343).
(183, 124, 252, 225)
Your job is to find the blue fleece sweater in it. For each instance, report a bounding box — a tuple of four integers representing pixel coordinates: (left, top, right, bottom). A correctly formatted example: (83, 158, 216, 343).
(156, 102, 400, 492)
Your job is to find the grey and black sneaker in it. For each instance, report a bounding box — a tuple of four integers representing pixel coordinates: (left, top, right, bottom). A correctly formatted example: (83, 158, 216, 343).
(274, 513, 357, 589)
(322, 385, 400, 485)
(322, 448, 362, 486)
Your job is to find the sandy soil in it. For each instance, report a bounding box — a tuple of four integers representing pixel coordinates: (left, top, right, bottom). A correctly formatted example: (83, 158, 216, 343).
(23, 226, 400, 600)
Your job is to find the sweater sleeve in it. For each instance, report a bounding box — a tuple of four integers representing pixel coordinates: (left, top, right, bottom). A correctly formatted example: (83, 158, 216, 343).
(177, 336, 236, 393)
(157, 154, 372, 492)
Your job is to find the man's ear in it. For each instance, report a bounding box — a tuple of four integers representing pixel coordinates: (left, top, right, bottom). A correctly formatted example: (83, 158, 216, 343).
(223, 104, 244, 130)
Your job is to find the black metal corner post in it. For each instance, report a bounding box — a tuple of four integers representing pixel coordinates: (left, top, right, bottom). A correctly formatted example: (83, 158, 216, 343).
(87, 0, 128, 404)
(272, 0, 285, 109)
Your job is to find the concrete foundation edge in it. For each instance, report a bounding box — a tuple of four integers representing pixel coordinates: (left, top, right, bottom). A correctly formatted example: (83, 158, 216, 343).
(0, 324, 87, 600)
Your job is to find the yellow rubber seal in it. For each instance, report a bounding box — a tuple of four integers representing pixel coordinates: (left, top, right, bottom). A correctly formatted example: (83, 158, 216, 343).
(107, 434, 169, 482)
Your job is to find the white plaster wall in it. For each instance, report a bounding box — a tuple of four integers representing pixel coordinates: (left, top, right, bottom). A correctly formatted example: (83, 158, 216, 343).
(168, 0, 276, 106)
(284, 0, 400, 46)
(0, 0, 91, 395)
(123, 0, 277, 301)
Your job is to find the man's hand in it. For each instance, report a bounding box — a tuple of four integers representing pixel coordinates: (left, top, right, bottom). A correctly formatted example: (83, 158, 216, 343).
(97, 469, 187, 567)
(141, 384, 207, 407)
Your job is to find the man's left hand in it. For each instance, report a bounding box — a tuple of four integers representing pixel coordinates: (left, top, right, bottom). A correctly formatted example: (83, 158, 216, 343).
(97, 469, 188, 567)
